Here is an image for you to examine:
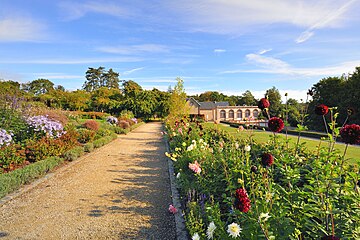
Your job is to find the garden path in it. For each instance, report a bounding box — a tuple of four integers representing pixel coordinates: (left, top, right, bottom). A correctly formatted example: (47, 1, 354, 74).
(0, 122, 176, 239)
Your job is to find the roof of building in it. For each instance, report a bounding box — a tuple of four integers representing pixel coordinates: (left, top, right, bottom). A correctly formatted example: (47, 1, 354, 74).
(214, 101, 229, 107)
(199, 101, 216, 110)
(186, 97, 201, 107)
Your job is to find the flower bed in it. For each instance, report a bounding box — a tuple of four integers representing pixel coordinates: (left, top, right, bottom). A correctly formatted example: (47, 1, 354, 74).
(165, 117, 360, 239)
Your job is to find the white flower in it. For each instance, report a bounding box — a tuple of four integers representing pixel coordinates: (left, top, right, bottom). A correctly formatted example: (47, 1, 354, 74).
(176, 172, 181, 178)
(192, 232, 200, 240)
(235, 142, 239, 149)
(259, 212, 271, 222)
(206, 222, 216, 239)
(199, 138, 204, 143)
(227, 222, 242, 238)
(244, 145, 251, 152)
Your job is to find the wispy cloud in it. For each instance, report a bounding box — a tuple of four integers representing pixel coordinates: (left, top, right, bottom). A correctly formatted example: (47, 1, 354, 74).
(295, 0, 357, 43)
(97, 44, 169, 55)
(0, 17, 46, 42)
(214, 49, 226, 53)
(165, 0, 356, 34)
(59, 1, 132, 21)
(123, 67, 144, 75)
(222, 53, 360, 76)
(258, 49, 272, 55)
(0, 57, 143, 64)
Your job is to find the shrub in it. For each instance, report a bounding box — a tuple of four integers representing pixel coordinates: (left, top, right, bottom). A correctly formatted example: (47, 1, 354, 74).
(93, 138, 106, 148)
(25, 130, 79, 162)
(106, 116, 118, 125)
(0, 129, 12, 147)
(0, 144, 26, 172)
(83, 120, 99, 131)
(0, 157, 64, 198)
(118, 120, 130, 129)
(94, 128, 112, 139)
(77, 128, 96, 143)
(0, 109, 32, 143)
(62, 146, 84, 161)
(119, 110, 134, 119)
(34, 108, 69, 126)
(113, 127, 128, 134)
(84, 142, 94, 152)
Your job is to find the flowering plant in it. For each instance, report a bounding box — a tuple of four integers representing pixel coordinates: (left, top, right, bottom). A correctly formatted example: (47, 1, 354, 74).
(0, 129, 12, 147)
(106, 116, 118, 125)
(26, 115, 65, 138)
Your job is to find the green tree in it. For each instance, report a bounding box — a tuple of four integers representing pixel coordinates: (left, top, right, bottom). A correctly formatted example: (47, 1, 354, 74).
(83, 67, 120, 92)
(266, 87, 283, 117)
(152, 88, 170, 118)
(238, 90, 257, 106)
(22, 79, 54, 95)
(167, 77, 189, 124)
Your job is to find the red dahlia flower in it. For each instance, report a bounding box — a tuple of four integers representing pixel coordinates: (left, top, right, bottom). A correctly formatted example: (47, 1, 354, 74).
(340, 124, 360, 145)
(261, 153, 274, 167)
(234, 188, 251, 213)
(258, 98, 270, 110)
(315, 104, 329, 115)
(268, 117, 284, 132)
(321, 236, 340, 240)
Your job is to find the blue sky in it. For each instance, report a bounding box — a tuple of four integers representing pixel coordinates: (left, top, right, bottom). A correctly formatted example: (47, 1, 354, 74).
(1, 0, 360, 101)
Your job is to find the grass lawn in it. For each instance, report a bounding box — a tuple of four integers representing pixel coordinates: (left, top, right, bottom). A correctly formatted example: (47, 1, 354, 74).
(204, 123, 360, 164)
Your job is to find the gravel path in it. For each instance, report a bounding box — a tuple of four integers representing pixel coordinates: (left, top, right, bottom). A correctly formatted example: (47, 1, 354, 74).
(0, 122, 176, 240)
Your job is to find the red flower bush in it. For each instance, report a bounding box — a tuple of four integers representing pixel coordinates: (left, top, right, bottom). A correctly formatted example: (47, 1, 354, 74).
(83, 120, 100, 131)
(261, 153, 274, 167)
(258, 98, 270, 110)
(268, 117, 284, 132)
(315, 104, 329, 115)
(340, 124, 360, 145)
(234, 188, 251, 213)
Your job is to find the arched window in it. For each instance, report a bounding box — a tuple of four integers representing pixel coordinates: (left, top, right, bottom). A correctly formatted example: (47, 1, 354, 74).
(229, 110, 234, 119)
(245, 109, 250, 118)
(220, 110, 226, 118)
(237, 110, 242, 119)
(253, 109, 259, 118)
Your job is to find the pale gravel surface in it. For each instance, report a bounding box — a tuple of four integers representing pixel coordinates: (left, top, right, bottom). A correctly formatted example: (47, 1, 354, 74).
(0, 122, 176, 240)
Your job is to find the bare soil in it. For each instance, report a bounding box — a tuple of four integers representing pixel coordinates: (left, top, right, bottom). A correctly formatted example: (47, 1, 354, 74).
(0, 122, 176, 240)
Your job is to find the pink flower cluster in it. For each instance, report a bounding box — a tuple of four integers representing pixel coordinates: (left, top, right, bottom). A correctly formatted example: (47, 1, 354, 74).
(168, 204, 177, 214)
(189, 161, 201, 174)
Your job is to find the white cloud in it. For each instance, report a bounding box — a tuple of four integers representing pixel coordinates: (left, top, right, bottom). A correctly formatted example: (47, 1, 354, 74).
(296, 0, 357, 43)
(246, 54, 290, 70)
(97, 44, 169, 55)
(0, 17, 46, 42)
(222, 53, 360, 77)
(123, 67, 144, 75)
(165, 0, 356, 34)
(0, 57, 143, 64)
(258, 49, 272, 55)
(59, 1, 132, 21)
(214, 49, 226, 53)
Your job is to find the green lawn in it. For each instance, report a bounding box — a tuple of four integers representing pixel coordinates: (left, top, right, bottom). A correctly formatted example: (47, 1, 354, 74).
(204, 123, 360, 164)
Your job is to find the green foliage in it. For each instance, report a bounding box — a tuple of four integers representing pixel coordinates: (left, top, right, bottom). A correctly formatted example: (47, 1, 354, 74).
(167, 78, 190, 125)
(76, 128, 96, 143)
(62, 146, 84, 161)
(22, 78, 54, 95)
(84, 142, 94, 152)
(83, 67, 120, 92)
(0, 144, 26, 172)
(0, 157, 64, 199)
(0, 108, 32, 143)
(266, 86, 283, 117)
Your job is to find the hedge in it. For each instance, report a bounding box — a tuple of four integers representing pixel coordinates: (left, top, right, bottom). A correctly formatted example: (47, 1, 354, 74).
(0, 157, 65, 199)
(222, 121, 328, 139)
(62, 146, 85, 161)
